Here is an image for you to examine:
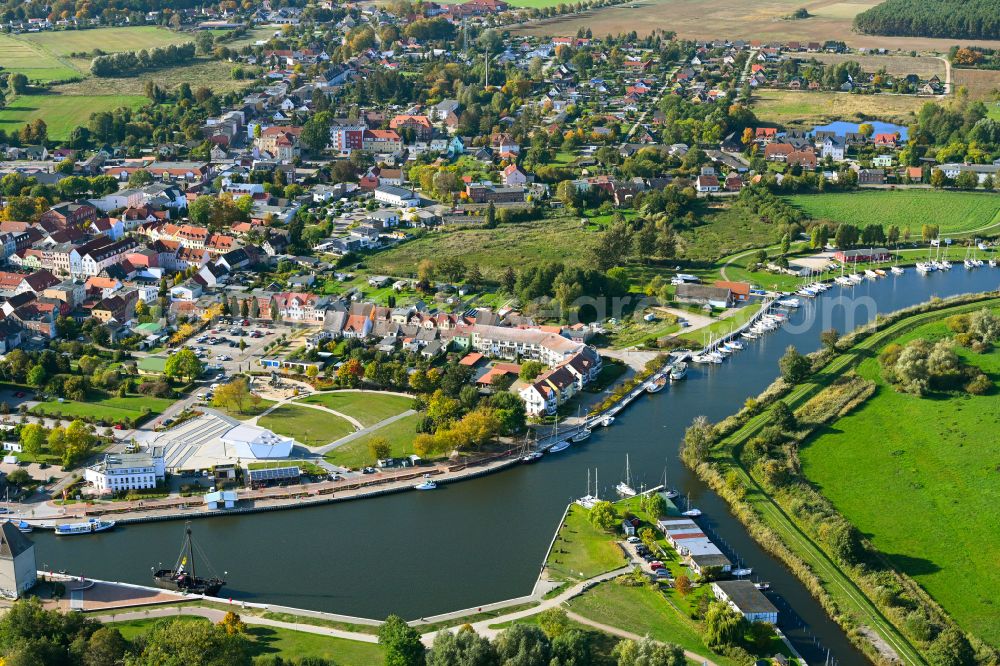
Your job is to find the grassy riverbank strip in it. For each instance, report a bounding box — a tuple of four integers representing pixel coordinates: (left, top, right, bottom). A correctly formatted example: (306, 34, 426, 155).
(684, 292, 1000, 665)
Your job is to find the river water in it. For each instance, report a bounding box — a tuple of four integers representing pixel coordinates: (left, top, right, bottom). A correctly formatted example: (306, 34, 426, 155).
(32, 267, 1000, 665)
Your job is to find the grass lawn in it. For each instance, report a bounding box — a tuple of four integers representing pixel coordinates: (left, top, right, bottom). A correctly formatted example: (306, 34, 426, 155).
(545, 504, 628, 582)
(31, 395, 173, 424)
(799, 313, 1000, 647)
(368, 216, 600, 279)
(784, 191, 1000, 236)
(259, 404, 355, 447)
(0, 33, 77, 82)
(21, 26, 196, 60)
(676, 302, 762, 345)
(108, 615, 384, 665)
(137, 357, 168, 374)
(296, 391, 411, 427)
(0, 93, 146, 141)
(211, 398, 276, 420)
(323, 412, 422, 468)
(567, 583, 738, 666)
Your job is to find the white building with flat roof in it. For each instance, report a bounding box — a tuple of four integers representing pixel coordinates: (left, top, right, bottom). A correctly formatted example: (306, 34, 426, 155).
(84, 448, 165, 494)
(152, 411, 296, 472)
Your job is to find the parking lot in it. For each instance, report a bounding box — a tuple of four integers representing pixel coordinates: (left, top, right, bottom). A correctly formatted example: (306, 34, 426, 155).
(622, 538, 673, 582)
(182, 318, 316, 377)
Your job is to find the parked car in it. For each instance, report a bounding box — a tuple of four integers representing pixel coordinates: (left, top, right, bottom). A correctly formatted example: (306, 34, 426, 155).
(627, 536, 641, 544)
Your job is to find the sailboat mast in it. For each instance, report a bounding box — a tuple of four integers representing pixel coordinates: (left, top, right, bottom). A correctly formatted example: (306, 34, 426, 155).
(186, 525, 196, 578)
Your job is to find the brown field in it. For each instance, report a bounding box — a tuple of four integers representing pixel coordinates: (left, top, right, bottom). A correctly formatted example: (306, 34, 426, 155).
(804, 53, 945, 78)
(952, 68, 1000, 100)
(511, 0, 1000, 52)
(750, 89, 926, 126)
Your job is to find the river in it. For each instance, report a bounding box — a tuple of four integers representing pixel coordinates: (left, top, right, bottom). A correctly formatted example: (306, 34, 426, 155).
(31, 267, 1000, 665)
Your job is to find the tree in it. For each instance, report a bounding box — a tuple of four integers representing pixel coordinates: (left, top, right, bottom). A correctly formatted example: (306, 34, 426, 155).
(518, 361, 545, 381)
(494, 624, 551, 666)
(930, 169, 947, 188)
(970, 307, 1000, 344)
(674, 574, 692, 597)
(301, 111, 332, 154)
(26, 364, 46, 388)
(212, 378, 253, 414)
(6, 468, 30, 487)
(681, 415, 714, 465)
(128, 169, 154, 187)
(501, 267, 517, 293)
(367, 436, 391, 463)
(19, 423, 46, 458)
(165, 349, 203, 382)
(484, 201, 496, 228)
(612, 636, 685, 666)
(550, 629, 591, 666)
(778, 345, 810, 384)
(128, 615, 250, 666)
(703, 601, 747, 649)
(588, 500, 617, 531)
(426, 629, 497, 666)
(640, 492, 666, 518)
(926, 626, 976, 666)
(954, 170, 979, 191)
(378, 615, 425, 666)
(63, 420, 95, 467)
(537, 608, 570, 639)
(84, 626, 129, 666)
(770, 400, 796, 432)
(218, 611, 247, 636)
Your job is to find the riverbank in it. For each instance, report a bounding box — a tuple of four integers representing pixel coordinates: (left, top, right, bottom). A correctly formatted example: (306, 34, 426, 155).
(684, 291, 1000, 666)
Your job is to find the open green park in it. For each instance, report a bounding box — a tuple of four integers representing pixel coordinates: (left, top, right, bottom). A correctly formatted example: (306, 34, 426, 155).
(799, 308, 1000, 647)
(30, 394, 173, 425)
(296, 391, 412, 427)
(258, 404, 356, 448)
(322, 412, 423, 468)
(108, 615, 384, 665)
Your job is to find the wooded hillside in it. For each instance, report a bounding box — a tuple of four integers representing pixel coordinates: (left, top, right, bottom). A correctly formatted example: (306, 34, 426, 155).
(854, 0, 1000, 40)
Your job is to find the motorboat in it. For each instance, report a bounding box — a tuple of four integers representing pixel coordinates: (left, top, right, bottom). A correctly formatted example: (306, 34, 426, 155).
(874, 269, 887, 277)
(991, 259, 998, 268)
(681, 508, 702, 517)
(6, 519, 31, 533)
(414, 475, 438, 490)
(548, 440, 571, 453)
(55, 518, 115, 536)
(601, 416, 615, 427)
(521, 451, 543, 463)
(754, 582, 771, 591)
(571, 428, 592, 443)
(891, 266, 904, 275)
(940, 260, 952, 270)
(669, 362, 688, 381)
(741, 331, 757, 340)
(864, 269, 878, 280)
(834, 275, 853, 285)
(645, 376, 667, 393)
(663, 489, 679, 499)
(732, 568, 753, 577)
(725, 339, 744, 351)
(776, 297, 800, 308)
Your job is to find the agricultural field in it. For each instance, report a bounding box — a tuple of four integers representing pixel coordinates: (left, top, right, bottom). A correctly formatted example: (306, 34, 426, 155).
(805, 52, 946, 78)
(296, 391, 412, 427)
(783, 190, 1000, 235)
(323, 412, 422, 468)
(750, 89, 925, 127)
(952, 68, 1000, 100)
(258, 404, 356, 447)
(368, 216, 601, 278)
(21, 26, 196, 60)
(0, 94, 146, 141)
(52, 59, 249, 97)
(799, 312, 1000, 646)
(511, 0, 1000, 51)
(0, 33, 77, 82)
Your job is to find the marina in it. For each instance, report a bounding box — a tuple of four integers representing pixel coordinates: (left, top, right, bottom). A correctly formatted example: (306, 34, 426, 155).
(28, 266, 1000, 666)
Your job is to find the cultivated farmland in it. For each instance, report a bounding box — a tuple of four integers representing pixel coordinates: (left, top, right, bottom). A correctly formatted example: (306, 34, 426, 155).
(0, 94, 146, 141)
(800, 313, 1000, 647)
(750, 89, 925, 126)
(511, 0, 1000, 52)
(0, 33, 78, 82)
(783, 191, 1000, 235)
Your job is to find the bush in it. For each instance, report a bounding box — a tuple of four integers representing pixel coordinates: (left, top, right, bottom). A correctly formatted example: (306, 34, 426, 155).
(965, 372, 992, 395)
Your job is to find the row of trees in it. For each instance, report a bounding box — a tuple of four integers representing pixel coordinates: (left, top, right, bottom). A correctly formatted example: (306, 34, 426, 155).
(90, 42, 197, 77)
(19, 419, 97, 468)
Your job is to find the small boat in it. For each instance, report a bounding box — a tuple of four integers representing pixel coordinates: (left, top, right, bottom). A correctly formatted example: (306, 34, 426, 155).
(864, 269, 878, 280)
(741, 331, 757, 340)
(414, 475, 438, 490)
(834, 275, 853, 285)
(55, 518, 116, 536)
(601, 416, 615, 427)
(682, 509, 702, 517)
(732, 567, 753, 577)
(571, 428, 592, 443)
(669, 362, 688, 381)
(754, 582, 771, 591)
(891, 266, 904, 275)
(153, 523, 225, 596)
(548, 440, 571, 453)
(991, 259, 998, 268)
(874, 269, 887, 277)
(725, 339, 744, 351)
(777, 297, 800, 308)
(645, 376, 666, 393)
(6, 519, 31, 533)
(616, 455, 637, 498)
(521, 451, 543, 463)
(940, 260, 952, 270)
(663, 489, 679, 499)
